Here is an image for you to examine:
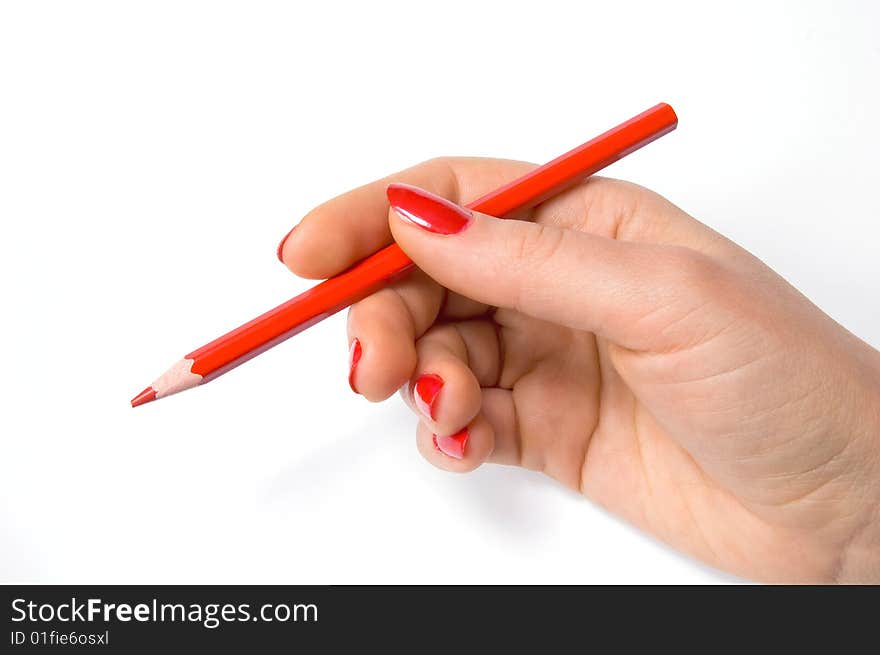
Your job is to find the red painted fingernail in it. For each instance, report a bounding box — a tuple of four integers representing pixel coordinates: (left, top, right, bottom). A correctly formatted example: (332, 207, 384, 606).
(432, 428, 469, 459)
(348, 338, 362, 393)
(387, 183, 472, 235)
(276, 225, 297, 263)
(413, 374, 443, 420)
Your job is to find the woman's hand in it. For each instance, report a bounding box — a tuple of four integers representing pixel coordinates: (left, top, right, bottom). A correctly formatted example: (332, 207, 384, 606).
(278, 158, 880, 583)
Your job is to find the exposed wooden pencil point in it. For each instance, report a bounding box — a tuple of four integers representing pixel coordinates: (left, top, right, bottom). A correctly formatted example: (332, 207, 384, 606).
(131, 386, 157, 408)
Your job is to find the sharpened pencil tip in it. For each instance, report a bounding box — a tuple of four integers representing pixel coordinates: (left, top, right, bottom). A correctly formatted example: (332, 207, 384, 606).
(131, 386, 158, 408)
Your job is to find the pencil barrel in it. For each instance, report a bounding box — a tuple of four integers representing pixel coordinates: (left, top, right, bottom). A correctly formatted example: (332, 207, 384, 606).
(186, 103, 678, 381)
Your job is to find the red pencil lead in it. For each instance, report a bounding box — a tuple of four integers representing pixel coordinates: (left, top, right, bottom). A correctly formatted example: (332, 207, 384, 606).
(131, 386, 158, 408)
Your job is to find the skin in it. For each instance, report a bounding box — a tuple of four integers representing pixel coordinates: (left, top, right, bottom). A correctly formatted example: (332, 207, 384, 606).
(280, 158, 880, 583)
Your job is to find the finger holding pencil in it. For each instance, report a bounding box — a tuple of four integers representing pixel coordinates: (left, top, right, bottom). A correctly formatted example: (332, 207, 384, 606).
(132, 103, 678, 407)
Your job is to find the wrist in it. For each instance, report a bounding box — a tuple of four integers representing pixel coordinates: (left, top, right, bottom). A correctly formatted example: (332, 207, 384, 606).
(834, 369, 880, 583)
(835, 511, 880, 583)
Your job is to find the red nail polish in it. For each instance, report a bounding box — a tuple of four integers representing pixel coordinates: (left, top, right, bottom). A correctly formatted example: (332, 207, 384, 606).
(413, 374, 443, 420)
(348, 338, 362, 393)
(432, 428, 468, 459)
(276, 225, 297, 263)
(387, 183, 472, 235)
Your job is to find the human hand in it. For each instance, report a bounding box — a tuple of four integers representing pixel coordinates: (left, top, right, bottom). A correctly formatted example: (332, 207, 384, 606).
(278, 158, 880, 583)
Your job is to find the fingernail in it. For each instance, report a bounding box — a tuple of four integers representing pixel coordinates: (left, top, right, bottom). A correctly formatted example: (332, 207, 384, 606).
(413, 373, 443, 420)
(276, 225, 297, 263)
(348, 338, 362, 394)
(387, 183, 472, 235)
(432, 428, 469, 459)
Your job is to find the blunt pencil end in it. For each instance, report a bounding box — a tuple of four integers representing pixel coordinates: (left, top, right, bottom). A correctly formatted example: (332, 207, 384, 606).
(131, 386, 158, 408)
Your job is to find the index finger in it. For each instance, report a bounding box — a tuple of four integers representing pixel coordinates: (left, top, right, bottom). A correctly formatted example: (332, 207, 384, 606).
(279, 157, 536, 279)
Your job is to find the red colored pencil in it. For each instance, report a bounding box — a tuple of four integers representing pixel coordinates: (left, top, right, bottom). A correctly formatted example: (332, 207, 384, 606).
(132, 103, 678, 407)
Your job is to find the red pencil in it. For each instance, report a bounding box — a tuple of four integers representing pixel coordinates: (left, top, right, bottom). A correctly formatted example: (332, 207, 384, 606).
(132, 103, 678, 407)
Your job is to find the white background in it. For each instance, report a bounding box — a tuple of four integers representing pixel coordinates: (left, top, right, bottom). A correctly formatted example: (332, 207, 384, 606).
(1, 1, 878, 583)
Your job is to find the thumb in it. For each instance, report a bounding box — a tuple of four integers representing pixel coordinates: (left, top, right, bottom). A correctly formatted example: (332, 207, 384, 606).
(387, 183, 723, 351)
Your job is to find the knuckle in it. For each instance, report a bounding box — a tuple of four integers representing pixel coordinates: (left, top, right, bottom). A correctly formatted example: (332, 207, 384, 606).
(416, 157, 461, 201)
(509, 222, 567, 265)
(664, 248, 726, 293)
(417, 322, 459, 350)
(505, 223, 568, 315)
(423, 155, 453, 169)
(658, 249, 748, 324)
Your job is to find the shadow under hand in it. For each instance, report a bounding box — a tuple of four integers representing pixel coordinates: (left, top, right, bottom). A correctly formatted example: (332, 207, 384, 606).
(262, 405, 568, 543)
